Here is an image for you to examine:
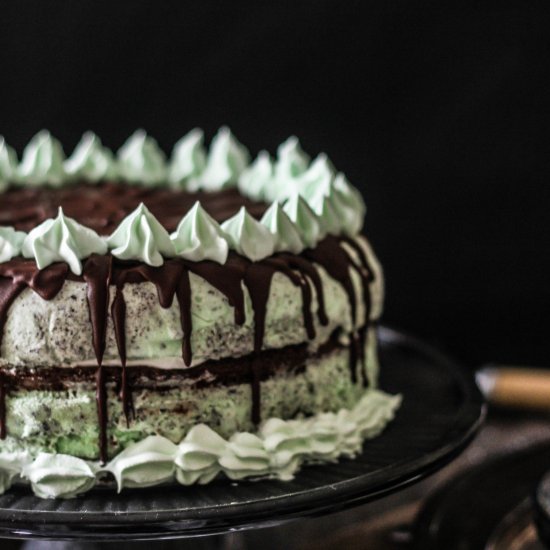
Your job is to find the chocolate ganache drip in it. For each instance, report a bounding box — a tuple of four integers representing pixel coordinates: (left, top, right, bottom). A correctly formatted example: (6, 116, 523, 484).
(305, 236, 375, 385)
(83, 255, 112, 463)
(0, 183, 376, 459)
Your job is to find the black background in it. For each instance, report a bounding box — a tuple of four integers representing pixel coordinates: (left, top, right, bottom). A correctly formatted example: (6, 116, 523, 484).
(1, 2, 549, 367)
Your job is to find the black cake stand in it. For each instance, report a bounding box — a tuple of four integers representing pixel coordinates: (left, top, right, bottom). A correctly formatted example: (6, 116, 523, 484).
(0, 327, 485, 542)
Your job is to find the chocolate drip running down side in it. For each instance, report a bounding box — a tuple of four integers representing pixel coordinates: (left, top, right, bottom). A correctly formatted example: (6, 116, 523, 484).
(82, 256, 112, 463)
(0, 236, 376, 459)
(305, 236, 375, 384)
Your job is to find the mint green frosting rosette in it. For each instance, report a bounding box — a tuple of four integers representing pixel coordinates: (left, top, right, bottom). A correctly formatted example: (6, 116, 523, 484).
(104, 436, 177, 491)
(0, 136, 18, 192)
(0, 226, 26, 263)
(106, 203, 175, 266)
(200, 127, 250, 191)
(260, 201, 305, 254)
(262, 137, 310, 202)
(175, 424, 226, 485)
(221, 207, 275, 262)
(117, 130, 167, 185)
(168, 128, 207, 190)
(170, 201, 229, 264)
(275, 136, 310, 180)
(21, 453, 97, 499)
(237, 150, 273, 201)
(64, 132, 118, 182)
(332, 173, 366, 235)
(283, 194, 326, 249)
(17, 131, 67, 187)
(22, 208, 107, 275)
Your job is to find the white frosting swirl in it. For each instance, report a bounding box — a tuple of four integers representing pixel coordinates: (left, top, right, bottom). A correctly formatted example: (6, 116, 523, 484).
(64, 132, 117, 182)
(283, 194, 326, 249)
(170, 201, 228, 264)
(22, 208, 107, 275)
(104, 435, 177, 491)
(260, 201, 305, 254)
(117, 130, 167, 185)
(21, 453, 96, 499)
(168, 128, 207, 190)
(106, 203, 175, 266)
(0, 136, 18, 192)
(221, 207, 275, 261)
(0, 226, 26, 263)
(17, 131, 67, 187)
(200, 127, 250, 191)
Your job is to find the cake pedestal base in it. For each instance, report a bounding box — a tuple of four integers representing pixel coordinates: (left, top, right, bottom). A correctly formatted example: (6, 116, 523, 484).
(0, 327, 485, 542)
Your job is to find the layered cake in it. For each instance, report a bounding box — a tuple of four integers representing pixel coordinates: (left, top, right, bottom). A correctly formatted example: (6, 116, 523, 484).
(0, 129, 400, 498)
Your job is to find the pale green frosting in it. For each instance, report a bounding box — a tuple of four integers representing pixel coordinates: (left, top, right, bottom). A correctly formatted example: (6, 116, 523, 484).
(117, 130, 167, 185)
(0, 389, 400, 497)
(275, 136, 310, 179)
(21, 453, 96, 499)
(175, 424, 226, 485)
(333, 173, 366, 235)
(262, 136, 310, 202)
(283, 194, 326, 249)
(1, 129, 368, 260)
(200, 127, 250, 191)
(17, 131, 67, 187)
(0, 136, 18, 191)
(104, 436, 177, 492)
(170, 201, 228, 264)
(220, 432, 271, 480)
(295, 154, 348, 235)
(237, 150, 273, 200)
(168, 128, 207, 191)
(221, 206, 275, 262)
(106, 203, 175, 266)
(64, 132, 118, 182)
(297, 153, 335, 194)
(307, 191, 341, 234)
(0, 226, 27, 263)
(306, 178, 364, 236)
(21, 208, 108, 275)
(260, 201, 305, 254)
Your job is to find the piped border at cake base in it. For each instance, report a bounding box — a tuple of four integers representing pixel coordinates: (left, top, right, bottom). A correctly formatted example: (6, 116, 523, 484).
(0, 388, 400, 499)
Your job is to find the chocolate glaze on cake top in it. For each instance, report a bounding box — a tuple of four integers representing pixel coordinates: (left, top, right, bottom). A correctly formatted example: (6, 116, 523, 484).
(0, 182, 266, 234)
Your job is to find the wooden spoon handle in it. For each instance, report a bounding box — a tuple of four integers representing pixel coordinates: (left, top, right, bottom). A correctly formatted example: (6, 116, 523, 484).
(478, 367, 550, 411)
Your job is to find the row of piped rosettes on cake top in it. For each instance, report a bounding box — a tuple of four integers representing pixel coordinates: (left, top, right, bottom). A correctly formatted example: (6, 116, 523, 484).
(0, 128, 366, 274)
